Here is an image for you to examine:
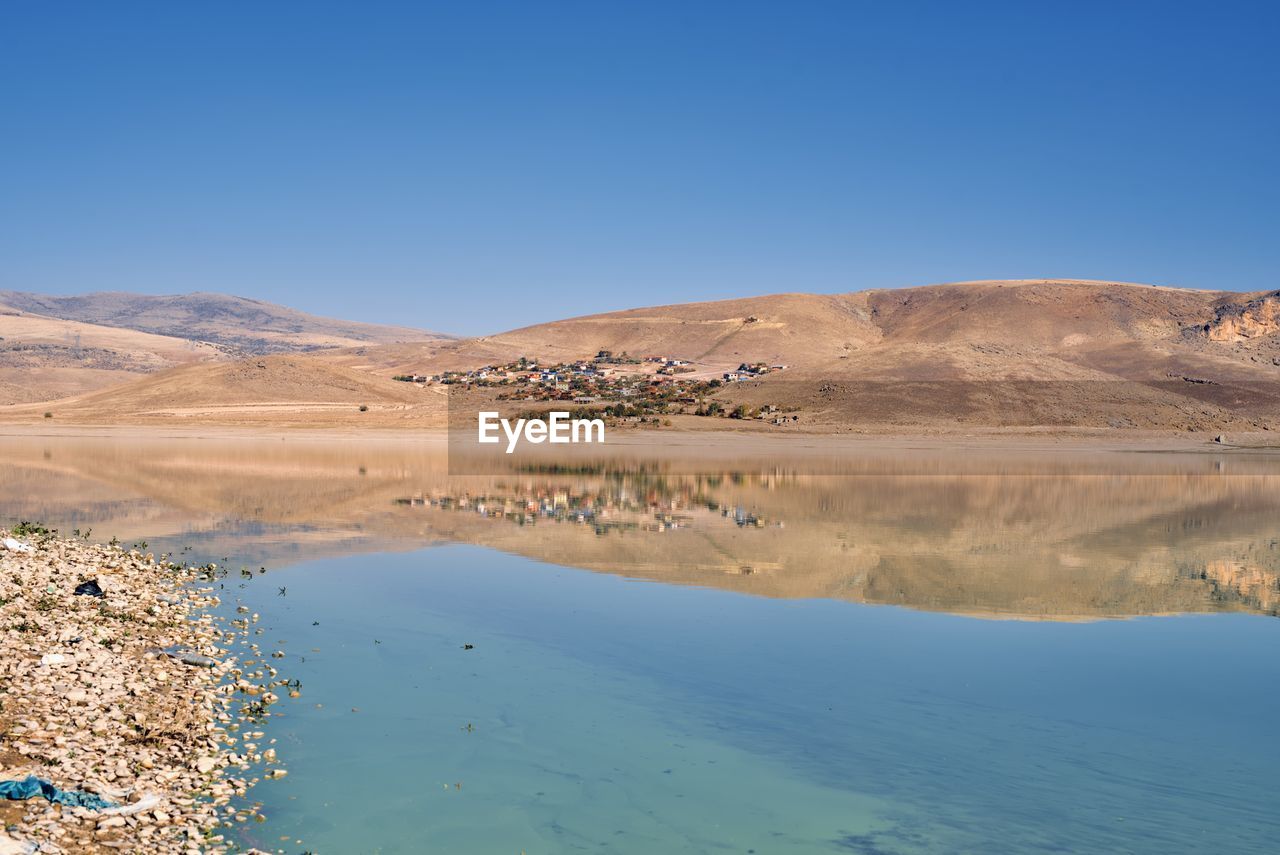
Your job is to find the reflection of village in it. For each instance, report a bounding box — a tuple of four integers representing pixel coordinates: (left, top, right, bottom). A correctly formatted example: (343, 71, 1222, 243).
(399, 351, 798, 422)
(395, 475, 781, 535)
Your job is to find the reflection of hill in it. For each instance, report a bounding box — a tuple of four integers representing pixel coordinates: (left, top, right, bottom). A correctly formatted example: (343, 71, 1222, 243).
(1, 435, 1278, 620)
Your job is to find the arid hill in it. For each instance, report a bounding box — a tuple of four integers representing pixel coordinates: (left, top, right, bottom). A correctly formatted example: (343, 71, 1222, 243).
(0, 291, 444, 406)
(0, 300, 223, 404)
(355, 279, 1280, 432)
(5, 280, 1280, 431)
(332, 291, 882, 376)
(757, 280, 1280, 430)
(451, 278, 1280, 372)
(6, 355, 446, 428)
(331, 279, 1275, 370)
(0, 290, 440, 355)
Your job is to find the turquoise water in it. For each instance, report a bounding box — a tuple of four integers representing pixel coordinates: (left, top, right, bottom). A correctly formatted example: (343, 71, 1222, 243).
(5, 436, 1280, 853)
(219, 545, 1280, 854)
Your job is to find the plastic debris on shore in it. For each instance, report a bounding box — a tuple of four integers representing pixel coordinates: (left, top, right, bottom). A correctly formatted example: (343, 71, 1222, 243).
(146, 645, 220, 668)
(2, 537, 33, 554)
(0, 775, 116, 810)
(99, 793, 163, 816)
(73, 578, 105, 597)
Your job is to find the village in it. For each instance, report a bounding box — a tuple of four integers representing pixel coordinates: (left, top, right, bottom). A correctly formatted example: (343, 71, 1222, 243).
(394, 351, 799, 423)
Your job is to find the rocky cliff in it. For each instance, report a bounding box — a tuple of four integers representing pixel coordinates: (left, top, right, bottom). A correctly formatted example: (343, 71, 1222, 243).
(1203, 291, 1280, 342)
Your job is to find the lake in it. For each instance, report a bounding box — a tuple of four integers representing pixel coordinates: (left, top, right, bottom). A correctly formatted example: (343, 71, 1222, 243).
(3, 432, 1279, 853)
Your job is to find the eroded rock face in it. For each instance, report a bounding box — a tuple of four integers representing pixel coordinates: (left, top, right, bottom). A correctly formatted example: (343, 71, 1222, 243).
(1204, 292, 1280, 342)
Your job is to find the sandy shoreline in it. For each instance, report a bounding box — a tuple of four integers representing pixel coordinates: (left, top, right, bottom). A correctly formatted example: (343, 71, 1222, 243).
(0, 529, 283, 854)
(1, 421, 1277, 453)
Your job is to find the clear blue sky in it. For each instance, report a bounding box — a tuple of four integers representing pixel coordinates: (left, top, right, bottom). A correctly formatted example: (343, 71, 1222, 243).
(1, 1, 1276, 335)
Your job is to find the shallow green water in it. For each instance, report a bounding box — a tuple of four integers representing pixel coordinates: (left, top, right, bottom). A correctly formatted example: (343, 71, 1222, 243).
(213, 546, 1280, 854)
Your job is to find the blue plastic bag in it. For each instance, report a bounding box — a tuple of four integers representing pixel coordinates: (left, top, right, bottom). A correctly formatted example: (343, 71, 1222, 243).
(0, 775, 116, 810)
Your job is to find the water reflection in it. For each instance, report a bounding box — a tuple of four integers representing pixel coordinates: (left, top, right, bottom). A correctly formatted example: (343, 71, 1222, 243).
(1, 433, 1278, 619)
(6, 433, 1280, 853)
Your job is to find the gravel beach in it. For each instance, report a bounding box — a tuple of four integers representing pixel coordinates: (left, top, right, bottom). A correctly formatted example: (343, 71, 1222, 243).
(0, 528, 278, 854)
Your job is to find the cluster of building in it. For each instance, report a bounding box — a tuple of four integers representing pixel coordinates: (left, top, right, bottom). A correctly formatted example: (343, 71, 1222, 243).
(392, 353, 795, 421)
(397, 354, 784, 397)
(723, 361, 786, 382)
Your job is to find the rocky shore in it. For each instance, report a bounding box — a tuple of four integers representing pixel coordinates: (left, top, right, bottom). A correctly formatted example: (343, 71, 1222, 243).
(0, 527, 278, 854)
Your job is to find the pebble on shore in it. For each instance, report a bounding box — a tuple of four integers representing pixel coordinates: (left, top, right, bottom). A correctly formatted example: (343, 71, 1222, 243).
(0, 529, 274, 854)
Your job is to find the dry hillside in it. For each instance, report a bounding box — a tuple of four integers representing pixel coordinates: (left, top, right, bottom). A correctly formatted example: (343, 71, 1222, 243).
(352, 279, 1280, 432)
(0, 299, 222, 404)
(0, 291, 444, 406)
(0, 291, 440, 354)
(5, 279, 1280, 431)
(4, 355, 446, 428)
(463, 279, 1280, 375)
(331, 291, 882, 376)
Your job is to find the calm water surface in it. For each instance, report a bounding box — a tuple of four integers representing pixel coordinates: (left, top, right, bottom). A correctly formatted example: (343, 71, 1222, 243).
(3, 434, 1279, 853)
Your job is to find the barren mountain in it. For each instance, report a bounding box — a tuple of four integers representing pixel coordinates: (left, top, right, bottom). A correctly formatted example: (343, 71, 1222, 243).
(443, 278, 1280, 374)
(339, 291, 883, 375)
(0, 291, 441, 354)
(5, 280, 1280, 431)
(367, 279, 1280, 432)
(0, 291, 444, 406)
(0, 300, 222, 404)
